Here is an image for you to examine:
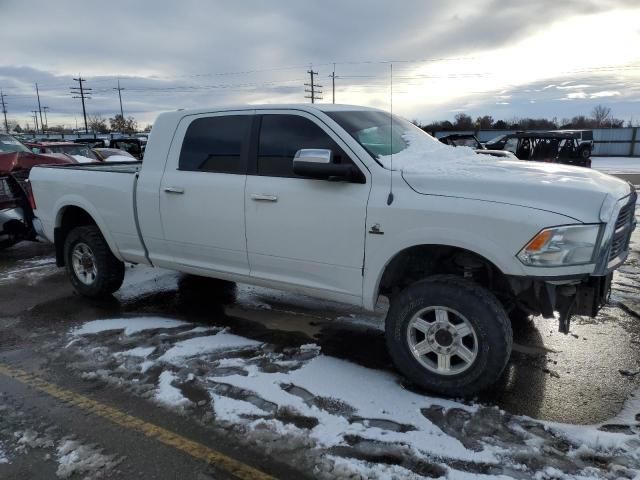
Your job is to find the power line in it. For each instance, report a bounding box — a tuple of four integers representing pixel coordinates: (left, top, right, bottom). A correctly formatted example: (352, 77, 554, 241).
(31, 110, 40, 134)
(0, 91, 8, 133)
(305, 69, 322, 103)
(114, 78, 125, 118)
(329, 63, 336, 104)
(42, 106, 49, 130)
(70, 76, 91, 133)
(35, 83, 44, 134)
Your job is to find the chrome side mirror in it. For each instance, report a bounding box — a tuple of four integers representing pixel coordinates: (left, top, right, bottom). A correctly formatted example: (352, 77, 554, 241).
(293, 149, 332, 164)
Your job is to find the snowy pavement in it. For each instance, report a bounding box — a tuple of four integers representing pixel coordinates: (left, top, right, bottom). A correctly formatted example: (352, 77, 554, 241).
(592, 156, 640, 174)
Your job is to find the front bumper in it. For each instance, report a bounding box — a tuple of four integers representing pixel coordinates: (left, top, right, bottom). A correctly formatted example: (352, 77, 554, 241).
(509, 272, 614, 334)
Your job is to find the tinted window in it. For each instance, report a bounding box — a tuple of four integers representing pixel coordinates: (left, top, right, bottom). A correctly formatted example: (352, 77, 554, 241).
(180, 115, 250, 173)
(257, 115, 353, 178)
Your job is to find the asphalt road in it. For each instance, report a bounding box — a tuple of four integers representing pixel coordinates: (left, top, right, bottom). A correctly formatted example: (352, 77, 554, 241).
(0, 210, 638, 478)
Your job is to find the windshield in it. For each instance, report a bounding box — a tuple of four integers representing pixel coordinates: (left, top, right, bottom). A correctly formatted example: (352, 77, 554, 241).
(487, 135, 506, 144)
(48, 144, 97, 159)
(0, 134, 30, 153)
(450, 138, 480, 148)
(326, 110, 418, 160)
(326, 110, 481, 172)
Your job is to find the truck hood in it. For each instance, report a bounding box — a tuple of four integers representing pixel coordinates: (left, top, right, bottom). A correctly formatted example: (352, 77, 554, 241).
(401, 159, 632, 222)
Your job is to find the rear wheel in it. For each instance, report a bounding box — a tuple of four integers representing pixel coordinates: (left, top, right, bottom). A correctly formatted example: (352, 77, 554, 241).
(385, 275, 512, 396)
(580, 147, 591, 159)
(64, 225, 124, 297)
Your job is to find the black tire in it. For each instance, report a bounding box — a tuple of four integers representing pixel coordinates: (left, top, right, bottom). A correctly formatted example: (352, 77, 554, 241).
(580, 147, 591, 159)
(385, 274, 512, 396)
(64, 225, 125, 298)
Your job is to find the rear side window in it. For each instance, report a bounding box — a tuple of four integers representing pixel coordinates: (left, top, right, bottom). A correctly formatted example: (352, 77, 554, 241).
(179, 115, 250, 173)
(257, 114, 354, 178)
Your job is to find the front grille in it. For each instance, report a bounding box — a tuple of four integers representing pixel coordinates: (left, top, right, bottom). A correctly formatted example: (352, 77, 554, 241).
(609, 193, 636, 261)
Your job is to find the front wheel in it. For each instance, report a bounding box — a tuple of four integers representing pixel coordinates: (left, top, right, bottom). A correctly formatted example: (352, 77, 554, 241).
(385, 275, 512, 396)
(64, 225, 125, 297)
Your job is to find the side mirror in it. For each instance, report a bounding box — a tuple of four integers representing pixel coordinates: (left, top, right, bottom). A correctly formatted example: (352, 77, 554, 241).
(293, 149, 355, 181)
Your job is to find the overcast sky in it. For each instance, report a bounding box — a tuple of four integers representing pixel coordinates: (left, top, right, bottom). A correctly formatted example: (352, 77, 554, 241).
(1, 0, 639, 129)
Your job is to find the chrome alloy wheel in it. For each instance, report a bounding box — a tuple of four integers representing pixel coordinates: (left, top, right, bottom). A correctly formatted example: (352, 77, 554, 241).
(71, 242, 97, 285)
(406, 306, 478, 376)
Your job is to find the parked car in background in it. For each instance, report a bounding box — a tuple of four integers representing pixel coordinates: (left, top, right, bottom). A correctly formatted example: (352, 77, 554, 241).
(502, 132, 592, 167)
(1, 133, 73, 250)
(484, 134, 510, 150)
(26, 141, 99, 163)
(74, 138, 107, 148)
(92, 148, 137, 162)
(29, 104, 635, 396)
(438, 134, 485, 149)
(438, 133, 517, 160)
(109, 137, 145, 159)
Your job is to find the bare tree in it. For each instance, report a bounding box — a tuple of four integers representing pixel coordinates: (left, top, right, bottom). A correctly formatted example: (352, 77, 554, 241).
(88, 114, 109, 133)
(591, 105, 611, 127)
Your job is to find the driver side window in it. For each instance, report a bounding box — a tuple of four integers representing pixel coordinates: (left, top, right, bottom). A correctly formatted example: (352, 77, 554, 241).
(257, 114, 358, 179)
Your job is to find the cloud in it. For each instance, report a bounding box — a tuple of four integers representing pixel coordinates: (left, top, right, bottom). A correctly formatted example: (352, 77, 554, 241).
(0, 0, 638, 126)
(590, 90, 621, 98)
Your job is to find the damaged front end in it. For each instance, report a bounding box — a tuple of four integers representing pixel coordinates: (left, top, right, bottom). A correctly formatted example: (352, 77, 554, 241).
(509, 189, 636, 334)
(508, 274, 613, 334)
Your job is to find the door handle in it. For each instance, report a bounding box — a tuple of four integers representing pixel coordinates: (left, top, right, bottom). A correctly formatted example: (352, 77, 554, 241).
(250, 194, 278, 202)
(164, 186, 185, 194)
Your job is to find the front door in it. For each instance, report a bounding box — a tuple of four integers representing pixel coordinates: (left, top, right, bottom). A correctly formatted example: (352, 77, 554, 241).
(245, 111, 370, 304)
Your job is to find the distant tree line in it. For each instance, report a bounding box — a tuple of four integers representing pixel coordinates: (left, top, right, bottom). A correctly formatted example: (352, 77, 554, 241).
(14, 114, 151, 135)
(419, 105, 629, 132)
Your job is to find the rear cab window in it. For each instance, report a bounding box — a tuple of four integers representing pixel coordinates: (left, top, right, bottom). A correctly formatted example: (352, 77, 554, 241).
(179, 115, 251, 174)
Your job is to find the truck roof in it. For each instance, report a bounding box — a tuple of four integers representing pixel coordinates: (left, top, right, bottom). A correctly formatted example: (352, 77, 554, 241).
(159, 103, 380, 120)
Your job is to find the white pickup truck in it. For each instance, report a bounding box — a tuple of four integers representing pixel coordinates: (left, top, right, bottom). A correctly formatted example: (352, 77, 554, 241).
(30, 104, 636, 396)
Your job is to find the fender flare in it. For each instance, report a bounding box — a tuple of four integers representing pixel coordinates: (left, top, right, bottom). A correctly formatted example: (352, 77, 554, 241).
(54, 196, 124, 263)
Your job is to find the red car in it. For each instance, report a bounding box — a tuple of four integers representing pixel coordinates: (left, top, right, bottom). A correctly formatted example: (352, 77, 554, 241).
(25, 141, 99, 162)
(1, 134, 74, 250)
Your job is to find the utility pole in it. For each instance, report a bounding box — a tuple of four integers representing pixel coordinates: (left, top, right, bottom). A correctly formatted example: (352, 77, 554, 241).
(114, 79, 125, 118)
(70, 76, 91, 133)
(43, 106, 49, 130)
(305, 69, 322, 104)
(35, 83, 44, 134)
(329, 63, 336, 104)
(0, 90, 8, 133)
(32, 111, 40, 135)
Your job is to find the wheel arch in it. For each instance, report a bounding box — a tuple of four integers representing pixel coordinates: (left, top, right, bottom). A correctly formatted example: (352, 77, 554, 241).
(54, 202, 122, 266)
(365, 243, 513, 311)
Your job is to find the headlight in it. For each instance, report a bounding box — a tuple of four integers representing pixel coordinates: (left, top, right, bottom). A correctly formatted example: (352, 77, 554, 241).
(517, 225, 601, 266)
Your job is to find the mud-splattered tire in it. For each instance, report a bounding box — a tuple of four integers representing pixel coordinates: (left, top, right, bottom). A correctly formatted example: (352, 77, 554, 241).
(386, 275, 512, 397)
(64, 225, 125, 298)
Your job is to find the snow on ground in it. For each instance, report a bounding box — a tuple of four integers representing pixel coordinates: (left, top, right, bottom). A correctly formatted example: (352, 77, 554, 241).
(115, 264, 180, 301)
(65, 315, 640, 479)
(71, 317, 188, 336)
(56, 438, 122, 479)
(0, 255, 56, 285)
(155, 371, 192, 409)
(592, 156, 640, 173)
(158, 332, 261, 366)
(0, 445, 8, 464)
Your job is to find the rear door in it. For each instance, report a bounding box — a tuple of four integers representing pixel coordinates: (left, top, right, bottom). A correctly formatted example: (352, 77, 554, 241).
(159, 111, 252, 276)
(244, 110, 370, 303)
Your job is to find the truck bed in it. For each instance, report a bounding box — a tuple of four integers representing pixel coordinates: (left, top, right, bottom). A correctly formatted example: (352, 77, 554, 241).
(30, 162, 148, 265)
(36, 161, 141, 174)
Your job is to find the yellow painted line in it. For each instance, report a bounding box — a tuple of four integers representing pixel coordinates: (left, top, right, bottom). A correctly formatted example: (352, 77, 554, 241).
(0, 363, 276, 480)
